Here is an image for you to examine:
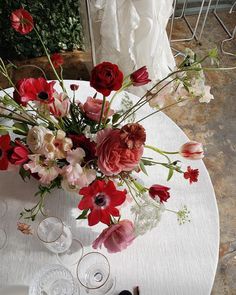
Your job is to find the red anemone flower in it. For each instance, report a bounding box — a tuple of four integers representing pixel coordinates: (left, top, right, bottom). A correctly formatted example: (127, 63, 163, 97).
(50, 53, 64, 69)
(10, 8, 34, 35)
(184, 166, 199, 184)
(78, 180, 127, 226)
(0, 134, 11, 170)
(14, 78, 56, 106)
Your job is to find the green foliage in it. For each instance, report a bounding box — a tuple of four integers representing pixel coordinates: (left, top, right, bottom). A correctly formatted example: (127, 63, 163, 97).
(0, 0, 84, 60)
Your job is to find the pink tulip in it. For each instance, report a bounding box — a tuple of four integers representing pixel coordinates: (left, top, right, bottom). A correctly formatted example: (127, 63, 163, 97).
(92, 220, 135, 253)
(179, 141, 204, 160)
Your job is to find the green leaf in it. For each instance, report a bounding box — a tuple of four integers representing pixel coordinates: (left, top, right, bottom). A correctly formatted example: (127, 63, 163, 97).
(19, 166, 31, 181)
(132, 180, 146, 193)
(167, 167, 174, 181)
(13, 122, 29, 135)
(139, 160, 148, 176)
(112, 113, 121, 124)
(76, 209, 89, 220)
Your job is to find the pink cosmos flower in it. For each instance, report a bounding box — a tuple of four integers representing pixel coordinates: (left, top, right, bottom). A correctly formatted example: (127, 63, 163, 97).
(179, 141, 204, 160)
(83, 97, 114, 122)
(96, 128, 144, 176)
(92, 220, 135, 253)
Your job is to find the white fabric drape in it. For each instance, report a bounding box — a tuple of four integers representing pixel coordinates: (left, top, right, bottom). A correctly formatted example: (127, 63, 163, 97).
(90, 0, 175, 82)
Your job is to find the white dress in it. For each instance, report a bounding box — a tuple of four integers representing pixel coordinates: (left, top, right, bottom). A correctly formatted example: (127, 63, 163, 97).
(90, 0, 175, 84)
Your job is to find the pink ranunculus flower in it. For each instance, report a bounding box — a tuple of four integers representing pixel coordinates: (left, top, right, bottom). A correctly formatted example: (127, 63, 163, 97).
(92, 220, 135, 253)
(179, 141, 204, 160)
(96, 128, 144, 176)
(83, 97, 114, 122)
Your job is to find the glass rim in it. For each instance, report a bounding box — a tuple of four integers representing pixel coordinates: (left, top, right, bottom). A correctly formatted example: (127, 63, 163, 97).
(0, 228, 7, 249)
(56, 238, 84, 266)
(76, 251, 111, 290)
(0, 199, 8, 219)
(37, 216, 64, 244)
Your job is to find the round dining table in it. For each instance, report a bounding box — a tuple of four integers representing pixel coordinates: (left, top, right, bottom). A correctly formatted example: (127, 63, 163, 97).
(0, 80, 219, 295)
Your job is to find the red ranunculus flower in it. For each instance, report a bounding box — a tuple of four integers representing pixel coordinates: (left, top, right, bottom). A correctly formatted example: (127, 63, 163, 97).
(50, 53, 64, 68)
(184, 166, 199, 184)
(68, 134, 96, 162)
(8, 140, 29, 165)
(93, 220, 135, 253)
(130, 66, 151, 86)
(90, 62, 123, 96)
(0, 134, 11, 170)
(10, 8, 34, 35)
(14, 78, 56, 106)
(78, 180, 127, 226)
(149, 184, 170, 203)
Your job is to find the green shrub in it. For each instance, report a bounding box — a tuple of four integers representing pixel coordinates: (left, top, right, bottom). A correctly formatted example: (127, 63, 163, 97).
(0, 0, 84, 60)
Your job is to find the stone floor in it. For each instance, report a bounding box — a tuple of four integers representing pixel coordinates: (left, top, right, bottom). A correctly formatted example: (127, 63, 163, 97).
(0, 10, 235, 295)
(167, 11, 236, 295)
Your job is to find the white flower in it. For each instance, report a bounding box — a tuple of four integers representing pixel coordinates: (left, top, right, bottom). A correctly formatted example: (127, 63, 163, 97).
(62, 147, 96, 193)
(199, 85, 214, 103)
(66, 148, 85, 165)
(24, 155, 60, 185)
(26, 126, 51, 154)
(44, 130, 72, 159)
(131, 194, 165, 236)
(147, 81, 173, 108)
(83, 126, 97, 142)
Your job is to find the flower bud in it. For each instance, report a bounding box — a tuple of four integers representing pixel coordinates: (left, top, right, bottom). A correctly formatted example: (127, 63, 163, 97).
(149, 184, 170, 203)
(130, 66, 151, 86)
(179, 141, 204, 160)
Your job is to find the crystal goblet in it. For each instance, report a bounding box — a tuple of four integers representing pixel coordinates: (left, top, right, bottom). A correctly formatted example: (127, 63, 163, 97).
(29, 264, 80, 295)
(0, 199, 7, 250)
(37, 216, 83, 266)
(76, 252, 116, 294)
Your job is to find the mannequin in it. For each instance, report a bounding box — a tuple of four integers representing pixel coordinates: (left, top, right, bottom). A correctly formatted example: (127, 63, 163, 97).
(90, 0, 175, 83)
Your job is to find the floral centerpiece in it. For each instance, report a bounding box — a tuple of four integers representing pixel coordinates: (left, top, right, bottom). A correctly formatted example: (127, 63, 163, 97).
(0, 8, 218, 253)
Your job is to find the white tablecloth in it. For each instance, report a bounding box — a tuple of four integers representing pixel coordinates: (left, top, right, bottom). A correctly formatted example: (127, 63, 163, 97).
(0, 80, 219, 295)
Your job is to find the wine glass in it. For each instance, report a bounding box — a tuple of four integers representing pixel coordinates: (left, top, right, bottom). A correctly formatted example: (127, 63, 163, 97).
(76, 252, 116, 294)
(0, 199, 7, 250)
(29, 264, 80, 295)
(37, 216, 83, 266)
(0, 199, 7, 219)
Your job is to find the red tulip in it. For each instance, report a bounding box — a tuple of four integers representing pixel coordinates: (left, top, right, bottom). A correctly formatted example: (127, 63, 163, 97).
(130, 66, 151, 86)
(149, 184, 170, 203)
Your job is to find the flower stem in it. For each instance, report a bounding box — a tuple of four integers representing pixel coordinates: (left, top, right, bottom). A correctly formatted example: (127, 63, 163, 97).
(97, 95, 106, 130)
